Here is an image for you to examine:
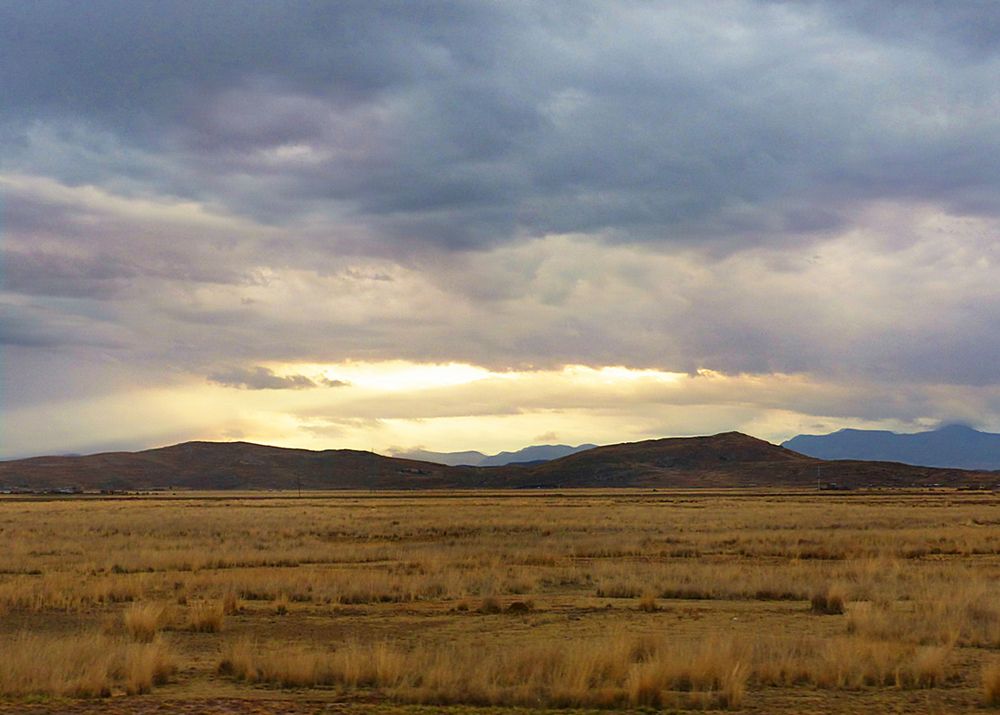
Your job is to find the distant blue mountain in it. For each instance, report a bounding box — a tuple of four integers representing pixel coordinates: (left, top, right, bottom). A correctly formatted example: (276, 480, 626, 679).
(392, 443, 597, 467)
(391, 449, 488, 467)
(479, 444, 598, 467)
(782, 424, 1000, 470)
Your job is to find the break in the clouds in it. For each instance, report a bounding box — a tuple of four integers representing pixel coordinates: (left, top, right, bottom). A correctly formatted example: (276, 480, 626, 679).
(1, 1, 999, 458)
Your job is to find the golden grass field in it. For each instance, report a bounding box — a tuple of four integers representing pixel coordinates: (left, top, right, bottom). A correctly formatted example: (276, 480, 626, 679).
(1, 489, 999, 714)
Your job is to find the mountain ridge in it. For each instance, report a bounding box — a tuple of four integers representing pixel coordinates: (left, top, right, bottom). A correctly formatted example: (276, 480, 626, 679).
(393, 443, 598, 467)
(0, 432, 996, 491)
(783, 425, 1000, 470)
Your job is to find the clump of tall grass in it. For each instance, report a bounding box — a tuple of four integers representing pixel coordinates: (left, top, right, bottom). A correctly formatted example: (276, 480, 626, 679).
(984, 660, 1000, 706)
(595, 580, 643, 599)
(847, 585, 1000, 647)
(637, 591, 659, 612)
(217, 633, 748, 709)
(751, 636, 950, 689)
(123, 602, 170, 642)
(188, 600, 225, 632)
(0, 631, 174, 697)
(222, 590, 239, 615)
(274, 593, 290, 616)
(810, 585, 846, 615)
(477, 596, 503, 614)
(121, 638, 175, 694)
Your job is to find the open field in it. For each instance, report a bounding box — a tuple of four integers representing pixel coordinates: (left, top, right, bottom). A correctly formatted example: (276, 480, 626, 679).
(2, 489, 1000, 713)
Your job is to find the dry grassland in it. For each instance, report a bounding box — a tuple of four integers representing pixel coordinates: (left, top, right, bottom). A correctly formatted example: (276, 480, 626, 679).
(1, 489, 999, 713)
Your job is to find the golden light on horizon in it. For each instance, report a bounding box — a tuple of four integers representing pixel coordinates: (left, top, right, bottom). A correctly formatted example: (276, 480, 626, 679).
(266, 360, 687, 394)
(1, 355, 931, 460)
(269, 360, 496, 392)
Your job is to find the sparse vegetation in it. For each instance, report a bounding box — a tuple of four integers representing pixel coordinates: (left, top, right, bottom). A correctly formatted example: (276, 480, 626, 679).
(217, 633, 748, 708)
(477, 595, 503, 614)
(0, 631, 174, 697)
(222, 589, 239, 615)
(187, 599, 225, 632)
(122, 601, 169, 641)
(638, 591, 659, 612)
(0, 489, 998, 711)
(984, 660, 1000, 706)
(810, 585, 847, 615)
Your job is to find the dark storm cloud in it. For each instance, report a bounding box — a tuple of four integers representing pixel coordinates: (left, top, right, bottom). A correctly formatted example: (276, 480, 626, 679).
(4, 1, 1000, 252)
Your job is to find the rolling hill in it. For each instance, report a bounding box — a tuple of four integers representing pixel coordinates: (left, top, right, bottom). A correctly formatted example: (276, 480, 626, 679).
(481, 432, 997, 489)
(0, 432, 996, 492)
(0, 441, 466, 491)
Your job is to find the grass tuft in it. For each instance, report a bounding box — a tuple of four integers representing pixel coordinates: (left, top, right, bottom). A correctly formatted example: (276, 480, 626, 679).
(638, 591, 659, 612)
(188, 600, 225, 633)
(984, 660, 1000, 706)
(477, 596, 503, 614)
(810, 585, 846, 615)
(0, 631, 173, 697)
(123, 602, 169, 642)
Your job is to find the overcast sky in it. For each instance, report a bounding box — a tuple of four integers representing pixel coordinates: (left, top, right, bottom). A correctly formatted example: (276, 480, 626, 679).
(2, 0, 1000, 458)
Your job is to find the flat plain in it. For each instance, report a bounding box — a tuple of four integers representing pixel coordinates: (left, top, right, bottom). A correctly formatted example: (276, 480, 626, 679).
(2, 489, 999, 714)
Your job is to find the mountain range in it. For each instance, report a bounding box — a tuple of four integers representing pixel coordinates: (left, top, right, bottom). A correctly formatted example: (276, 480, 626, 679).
(1, 432, 996, 492)
(391, 443, 598, 467)
(783, 424, 1000, 470)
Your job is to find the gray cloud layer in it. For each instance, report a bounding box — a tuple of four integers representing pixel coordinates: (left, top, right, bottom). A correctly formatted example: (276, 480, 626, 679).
(2, 1, 1000, 452)
(4, 1, 1000, 248)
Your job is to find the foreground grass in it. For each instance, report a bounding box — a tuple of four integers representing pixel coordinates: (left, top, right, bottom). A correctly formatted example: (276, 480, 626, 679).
(219, 633, 750, 709)
(0, 489, 998, 711)
(216, 631, 955, 709)
(0, 631, 174, 697)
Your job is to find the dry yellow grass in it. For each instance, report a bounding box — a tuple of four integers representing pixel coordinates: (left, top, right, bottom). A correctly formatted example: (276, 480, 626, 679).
(0, 631, 174, 697)
(984, 660, 1000, 706)
(0, 489, 998, 711)
(810, 584, 847, 615)
(847, 583, 1000, 647)
(219, 632, 748, 708)
(751, 636, 952, 689)
(637, 590, 659, 612)
(187, 599, 225, 632)
(221, 589, 239, 615)
(212, 628, 955, 707)
(122, 601, 169, 641)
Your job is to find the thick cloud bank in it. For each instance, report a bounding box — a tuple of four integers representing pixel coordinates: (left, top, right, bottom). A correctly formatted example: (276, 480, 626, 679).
(2, 1, 999, 457)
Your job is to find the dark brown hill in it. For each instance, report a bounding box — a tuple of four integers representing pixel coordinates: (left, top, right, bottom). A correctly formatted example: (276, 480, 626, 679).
(0, 441, 467, 491)
(504, 432, 996, 489)
(508, 432, 813, 487)
(0, 433, 996, 491)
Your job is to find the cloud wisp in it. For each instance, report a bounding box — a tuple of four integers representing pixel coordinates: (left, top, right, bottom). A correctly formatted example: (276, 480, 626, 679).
(207, 365, 348, 391)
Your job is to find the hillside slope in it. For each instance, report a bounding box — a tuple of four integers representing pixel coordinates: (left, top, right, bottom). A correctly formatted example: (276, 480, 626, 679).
(504, 432, 990, 488)
(0, 441, 468, 491)
(0, 433, 995, 491)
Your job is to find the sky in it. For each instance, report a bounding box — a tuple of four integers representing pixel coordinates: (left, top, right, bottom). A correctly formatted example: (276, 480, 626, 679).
(2, 1, 1000, 459)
